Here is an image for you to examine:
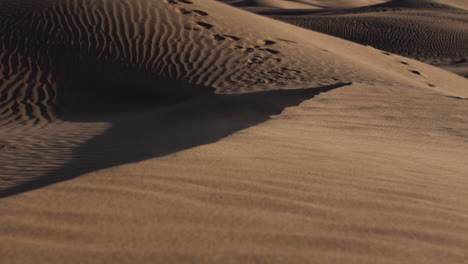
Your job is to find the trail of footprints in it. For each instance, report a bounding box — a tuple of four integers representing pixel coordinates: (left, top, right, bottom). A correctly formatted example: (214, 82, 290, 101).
(169, 1, 440, 89)
(383, 52, 437, 88)
(163, 0, 304, 85)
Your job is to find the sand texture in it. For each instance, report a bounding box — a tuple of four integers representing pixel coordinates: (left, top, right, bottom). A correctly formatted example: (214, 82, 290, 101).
(220, 0, 387, 10)
(1, 0, 468, 263)
(240, 0, 468, 76)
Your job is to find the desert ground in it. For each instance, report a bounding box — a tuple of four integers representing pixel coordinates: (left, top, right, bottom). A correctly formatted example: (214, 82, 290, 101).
(0, 0, 467, 263)
(224, 0, 468, 77)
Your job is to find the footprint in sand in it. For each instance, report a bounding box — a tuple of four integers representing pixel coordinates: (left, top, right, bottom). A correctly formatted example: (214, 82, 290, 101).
(192, 10, 208, 16)
(410, 70, 422, 76)
(175, 7, 191, 14)
(400, 61, 409, 65)
(178, 0, 193, 4)
(164, 0, 177, 4)
(223, 34, 240, 41)
(257, 39, 276, 46)
(235, 46, 254, 53)
(265, 48, 280, 55)
(211, 34, 226, 41)
(195, 22, 213, 29)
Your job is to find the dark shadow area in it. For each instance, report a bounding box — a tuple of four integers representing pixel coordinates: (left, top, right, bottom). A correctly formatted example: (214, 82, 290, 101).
(1, 1, 215, 119)
(252, 9, 330, 16)
(0, 82, 351, 198)
(54, 54, 215, 117)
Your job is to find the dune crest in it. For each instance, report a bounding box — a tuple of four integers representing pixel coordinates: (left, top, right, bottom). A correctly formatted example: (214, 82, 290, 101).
(2, 0, 467, 125)
(0, 0, 328, 124)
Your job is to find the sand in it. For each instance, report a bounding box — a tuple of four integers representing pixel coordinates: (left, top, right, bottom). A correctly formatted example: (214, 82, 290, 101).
(220, 0, 387, 10)
(242, 0, 468, 76)
(1, 0, 468, 263)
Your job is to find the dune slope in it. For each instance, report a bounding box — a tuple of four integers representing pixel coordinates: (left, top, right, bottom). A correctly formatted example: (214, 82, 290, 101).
(1, 0, 466, 125)
(0, 0, 325, 124)
(1, 0, 467, 192)
(263, 0, 468, 72)
(2, 81, 468, 264)
(1, 0, 468, 263)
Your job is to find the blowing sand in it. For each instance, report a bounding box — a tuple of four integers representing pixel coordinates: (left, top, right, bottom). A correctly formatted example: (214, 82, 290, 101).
(1, 0, 468, 263)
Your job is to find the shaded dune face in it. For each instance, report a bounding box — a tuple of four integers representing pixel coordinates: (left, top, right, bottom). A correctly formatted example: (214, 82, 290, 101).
(372, 0, 455, 8)
(0, 83, 352, 197)
(0, 0, 218, 123)
(0, 0, 310, 123)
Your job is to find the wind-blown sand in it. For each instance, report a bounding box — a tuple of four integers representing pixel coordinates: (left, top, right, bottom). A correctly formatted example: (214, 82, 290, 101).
(1, 0, 468, 263)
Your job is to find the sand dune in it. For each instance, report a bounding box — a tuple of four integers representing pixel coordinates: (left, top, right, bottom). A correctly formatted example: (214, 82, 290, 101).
(440, 60, 468, 78)
(0, 0, 466, 125)
(1, 0, 467, 191)
(220, 0, 323, 9)
(0, 83, 353, 196)
(1, 0, 468, 263)
(2, 82, 468, 263)
(0, 0, 315, 123)
(433, 0, 468, 10)
(252, 0, 468, 72)
(220, 0, 387, 9)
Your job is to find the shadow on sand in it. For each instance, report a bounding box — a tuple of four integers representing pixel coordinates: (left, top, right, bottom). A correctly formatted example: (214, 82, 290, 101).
(1, 82, 351, 198)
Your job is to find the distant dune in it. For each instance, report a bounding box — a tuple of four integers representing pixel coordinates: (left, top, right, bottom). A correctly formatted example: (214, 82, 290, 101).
(220, 0, 387, 9)
(433, 0, 468, 10)
(1, 0, 468, 263)
(232, 0, 468, 76)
